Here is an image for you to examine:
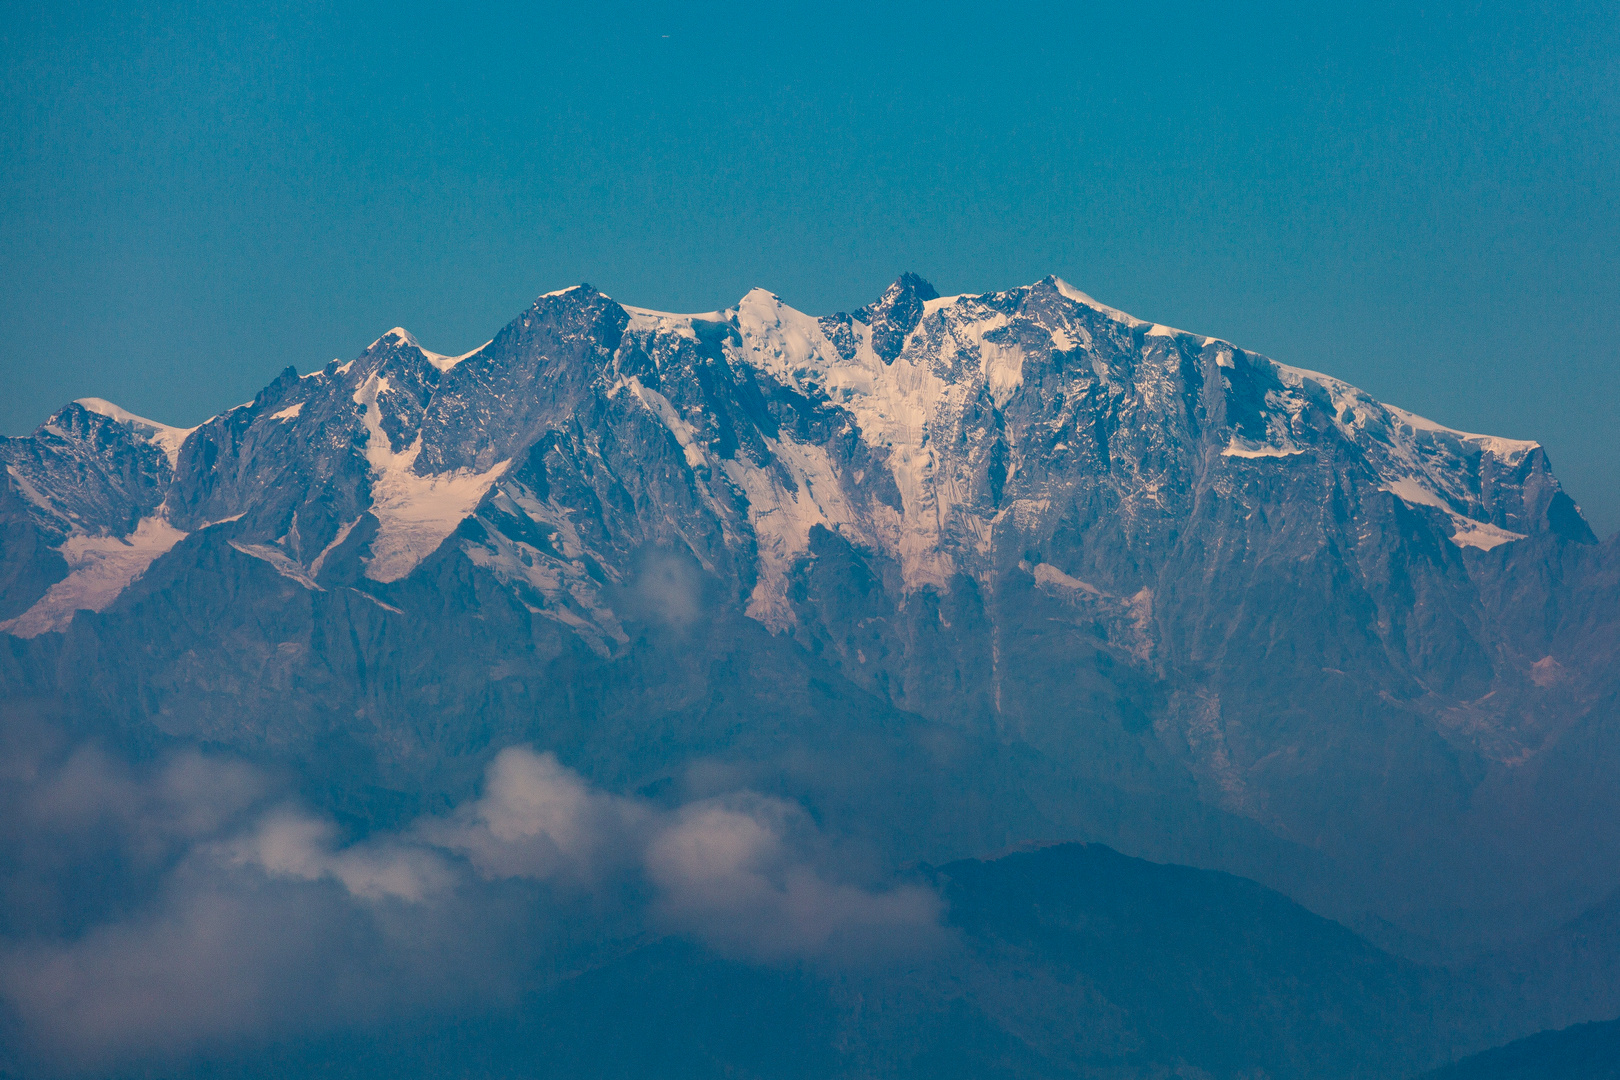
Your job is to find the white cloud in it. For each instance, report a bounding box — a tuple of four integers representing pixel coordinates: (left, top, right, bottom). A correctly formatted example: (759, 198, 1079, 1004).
(24, 746, 267, 863)
(0, 739, 942, 1073)
(228, 810, 454, 903)
(418, 748, 941, 963)
(646, 797, 944, 963)
(417, 747, 648, 883)
(2, 881, 344, 1064)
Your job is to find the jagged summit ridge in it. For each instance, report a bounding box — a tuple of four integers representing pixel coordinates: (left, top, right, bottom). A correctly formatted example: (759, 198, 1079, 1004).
(0, 273, 1592, 643)
(856, 271, 940, 363)
(367, 327, 490, 373)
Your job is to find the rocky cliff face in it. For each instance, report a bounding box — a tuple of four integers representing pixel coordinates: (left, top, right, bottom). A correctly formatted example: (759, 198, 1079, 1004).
(2, 275, 1615, 957)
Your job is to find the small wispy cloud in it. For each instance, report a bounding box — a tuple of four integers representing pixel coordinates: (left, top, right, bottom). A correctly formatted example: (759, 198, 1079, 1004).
(227, 809, 455, 902)
(647, 796, 944, 962)
(418, 746, 649, 884)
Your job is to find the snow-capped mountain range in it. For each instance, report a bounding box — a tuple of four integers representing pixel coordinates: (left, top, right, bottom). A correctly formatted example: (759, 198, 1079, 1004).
(2, 275, 1615, 957)
(0, 274, 1587, 639)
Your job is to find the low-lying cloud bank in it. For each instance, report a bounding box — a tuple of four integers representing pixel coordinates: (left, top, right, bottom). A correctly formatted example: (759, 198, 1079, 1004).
(0, 741, 941, 1073)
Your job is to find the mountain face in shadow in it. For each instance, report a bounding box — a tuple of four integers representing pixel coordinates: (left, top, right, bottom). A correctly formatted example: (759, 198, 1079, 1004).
(1418, 1016, 1620, 1080)
(528, 843, 1447, 1080)
(2, 275, 1617, 1074)
(71, 843, 1457, 1080)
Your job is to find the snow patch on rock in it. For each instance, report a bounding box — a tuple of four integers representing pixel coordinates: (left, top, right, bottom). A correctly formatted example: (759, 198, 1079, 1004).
(371, 328, 486, 372)
(74, 398, 196, 469)
(1223, 439, 1308, 459)
(1031, 562, 1102, 596)
(229, 541, 323, 590)
(4, 465, 61, 520)
(1, 515, 187, 637)
(1049, 277, 1149, 329)
(732, 288, 960, 592)
(1384, 404, 1540, 466)
(621, 305, 724, 339)
(353, 372, 509, 583)
(620, 377, 708, 468)
(309, 517, 362, 578)
(720, 437, 866, 629)
(460, 484, 628, 656)
(1383, 480, 1527, 551)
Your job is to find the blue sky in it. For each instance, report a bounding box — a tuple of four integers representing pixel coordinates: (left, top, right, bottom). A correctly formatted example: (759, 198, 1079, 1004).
(3, 0, 1616, 532)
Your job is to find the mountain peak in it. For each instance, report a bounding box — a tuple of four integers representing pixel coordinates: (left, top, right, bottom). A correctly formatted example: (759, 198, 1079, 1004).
(889, 272, 939, 300)
(1043, 276, 1150, 329)
(537, 283, 605, 304)
(858, 273, 940, 364)
(73, 396, 173, 431)
(367, 327, 423, 354)
(71, 397, 195, 468)
(365, 326, 482, 373)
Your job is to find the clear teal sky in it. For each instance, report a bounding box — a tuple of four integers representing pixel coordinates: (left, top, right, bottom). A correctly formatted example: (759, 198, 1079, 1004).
(3, 1, 1616, 533)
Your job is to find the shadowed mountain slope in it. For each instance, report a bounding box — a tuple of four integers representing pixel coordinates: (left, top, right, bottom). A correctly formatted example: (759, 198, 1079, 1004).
(63, 843, 1471, 1080)
(1417, 1015, 1620, 1080)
